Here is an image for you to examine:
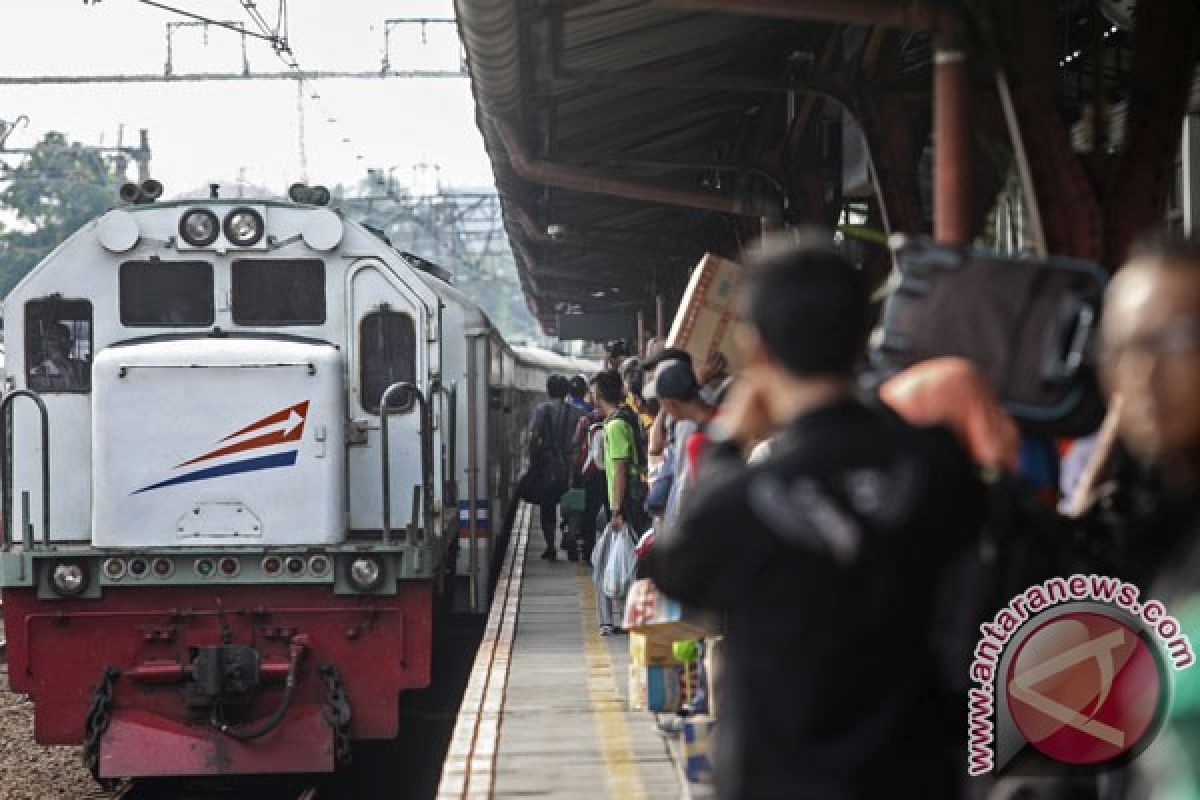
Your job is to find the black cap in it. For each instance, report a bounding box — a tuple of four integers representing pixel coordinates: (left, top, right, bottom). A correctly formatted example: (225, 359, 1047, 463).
(644, 359, 699, 401)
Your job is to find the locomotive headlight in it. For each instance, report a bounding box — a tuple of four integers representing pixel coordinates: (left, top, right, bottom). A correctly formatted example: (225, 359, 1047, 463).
(223, 207, 264, 247)
(50, 561, 90, 597)
(347, 556, 384, 592)
(179, 208, 219, 247)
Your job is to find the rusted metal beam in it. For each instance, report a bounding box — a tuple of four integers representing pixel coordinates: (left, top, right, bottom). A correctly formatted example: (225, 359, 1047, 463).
(933, 18, 972, 245)
(552, 69, 850, 101)
(654, 0, 941, 31)
(491, 117, 782, 219)
(509, 206, 692, 258)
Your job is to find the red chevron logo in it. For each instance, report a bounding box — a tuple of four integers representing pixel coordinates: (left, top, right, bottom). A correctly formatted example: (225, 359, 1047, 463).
(175, 401, 310, 468)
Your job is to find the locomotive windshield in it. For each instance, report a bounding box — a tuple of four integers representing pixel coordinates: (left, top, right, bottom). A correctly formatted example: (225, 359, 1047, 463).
(119, 260, 214, 327)
(232, 259, 325, 325)
(25, 297, 92, 393)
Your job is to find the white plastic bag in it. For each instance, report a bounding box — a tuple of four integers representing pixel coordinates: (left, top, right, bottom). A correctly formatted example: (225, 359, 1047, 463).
(600, 523, 636, 600)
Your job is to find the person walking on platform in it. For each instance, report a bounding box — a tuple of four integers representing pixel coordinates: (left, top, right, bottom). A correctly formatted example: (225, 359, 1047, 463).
(526, 374, 581, 561)
(573, 379, 608, 564)
(566, 374, 593, 415)
(592, 369, 647, 634)
(641, 234, 984, 800)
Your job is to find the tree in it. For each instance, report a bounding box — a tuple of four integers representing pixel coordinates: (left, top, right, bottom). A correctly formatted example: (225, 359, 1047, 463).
(0, 132, 121, 294)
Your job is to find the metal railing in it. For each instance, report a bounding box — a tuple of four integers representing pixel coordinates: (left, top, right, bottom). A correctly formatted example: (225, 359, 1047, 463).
(379, 382, 432, 544)
(0, 389, 50, 550)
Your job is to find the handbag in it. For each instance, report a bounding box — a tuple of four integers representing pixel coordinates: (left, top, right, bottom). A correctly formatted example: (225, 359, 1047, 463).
(560, 487, 587, 514)
(600, 523, 637, 599)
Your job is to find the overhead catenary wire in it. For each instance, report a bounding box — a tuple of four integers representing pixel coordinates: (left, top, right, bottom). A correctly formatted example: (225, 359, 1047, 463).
(137, 0, 286, 49)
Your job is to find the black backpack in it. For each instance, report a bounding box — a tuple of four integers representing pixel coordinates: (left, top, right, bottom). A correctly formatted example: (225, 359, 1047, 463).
(872, 237, 1108, 436)
(523, 403, 574, 504)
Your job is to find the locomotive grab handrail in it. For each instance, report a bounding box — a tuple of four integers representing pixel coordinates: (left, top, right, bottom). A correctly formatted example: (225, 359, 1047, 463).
(436, 381, 457, 523)
(380, 382, 432, 545)
(1, 389, 50, 550)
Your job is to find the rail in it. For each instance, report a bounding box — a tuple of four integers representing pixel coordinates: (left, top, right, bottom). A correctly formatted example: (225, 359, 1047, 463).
(380, 382, 432, 544)
(0, 390, 50, 550)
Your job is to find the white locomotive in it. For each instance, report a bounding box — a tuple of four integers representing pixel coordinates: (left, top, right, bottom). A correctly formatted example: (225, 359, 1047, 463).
(0, 181, 594, 782)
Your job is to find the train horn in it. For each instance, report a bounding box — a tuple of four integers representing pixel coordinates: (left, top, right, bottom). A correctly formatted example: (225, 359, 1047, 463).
(118, 182, 142, 204)
(288, 183, 332, 206)
(140, 179, 163, 202)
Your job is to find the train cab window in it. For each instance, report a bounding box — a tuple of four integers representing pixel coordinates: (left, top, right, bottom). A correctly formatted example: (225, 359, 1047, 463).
(119, 261, 214, 326)
(25, 298, 92, 393)
(232, 260, 325, 325)
(360, 311, 416, 413)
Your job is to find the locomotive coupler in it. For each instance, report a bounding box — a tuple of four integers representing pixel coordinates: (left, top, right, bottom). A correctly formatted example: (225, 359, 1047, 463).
(184, 644, 262, 708)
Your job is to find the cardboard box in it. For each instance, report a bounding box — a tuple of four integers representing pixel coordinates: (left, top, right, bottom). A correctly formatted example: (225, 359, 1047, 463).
(629, 664, 683, 713)
(666, 253, 744, 372)
(629, 631, 677, 667)
(682, 715, 717, 785)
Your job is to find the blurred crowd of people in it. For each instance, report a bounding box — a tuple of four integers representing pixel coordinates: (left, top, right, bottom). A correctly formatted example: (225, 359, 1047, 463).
(521, 228, 1200, 800)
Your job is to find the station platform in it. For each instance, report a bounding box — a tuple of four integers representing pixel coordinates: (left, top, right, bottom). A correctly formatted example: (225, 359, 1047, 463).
(437, 503, 694, 800)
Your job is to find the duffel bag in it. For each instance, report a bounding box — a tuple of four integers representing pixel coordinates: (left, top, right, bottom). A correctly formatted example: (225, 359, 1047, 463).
(871, 236, 1108, 436)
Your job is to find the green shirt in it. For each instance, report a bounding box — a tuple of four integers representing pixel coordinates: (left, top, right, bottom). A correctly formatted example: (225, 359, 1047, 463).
(603, 415, 637, 509)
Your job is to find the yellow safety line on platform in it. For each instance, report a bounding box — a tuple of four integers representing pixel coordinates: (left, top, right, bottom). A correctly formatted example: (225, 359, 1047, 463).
(576, 571, 648, 800)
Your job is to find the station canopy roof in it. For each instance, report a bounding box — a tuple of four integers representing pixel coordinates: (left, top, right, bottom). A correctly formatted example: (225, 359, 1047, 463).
(455, 0, 1200, 335)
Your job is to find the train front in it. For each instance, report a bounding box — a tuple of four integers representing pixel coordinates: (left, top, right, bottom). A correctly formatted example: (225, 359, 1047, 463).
(0, 186, 436, 783)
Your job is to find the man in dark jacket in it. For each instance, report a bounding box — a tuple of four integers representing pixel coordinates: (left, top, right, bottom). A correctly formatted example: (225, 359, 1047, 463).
(528, 374, 581, 560)
(642, 234, 984, 799)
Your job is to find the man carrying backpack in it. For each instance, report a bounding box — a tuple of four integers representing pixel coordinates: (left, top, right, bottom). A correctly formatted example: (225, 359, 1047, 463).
(527, 374, 581, 561)
(592, 370, 649, 537)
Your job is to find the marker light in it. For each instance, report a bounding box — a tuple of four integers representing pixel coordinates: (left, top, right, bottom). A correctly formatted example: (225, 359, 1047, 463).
(285, 556, 306, 576)
(129, 558, 148, 577)
(223, 207, 264, 247)
(348, 556, 384, 592)
(103, 558, 126, 580)
(308, 555, 330, 577)
(262, 556, 283, 576)
(179, 209, 219, 247)
(50, 561, 89, 597)
(219, 557, 241, 577)
(194, 558, 216, 578)
(152, 558, 174, 578)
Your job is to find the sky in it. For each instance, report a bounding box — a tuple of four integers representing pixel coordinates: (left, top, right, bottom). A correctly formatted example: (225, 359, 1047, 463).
(0, 0, 496, 198)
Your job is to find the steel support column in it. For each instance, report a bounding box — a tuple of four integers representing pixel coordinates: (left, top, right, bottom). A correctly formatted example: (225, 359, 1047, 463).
(933, 19, 972, 245)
